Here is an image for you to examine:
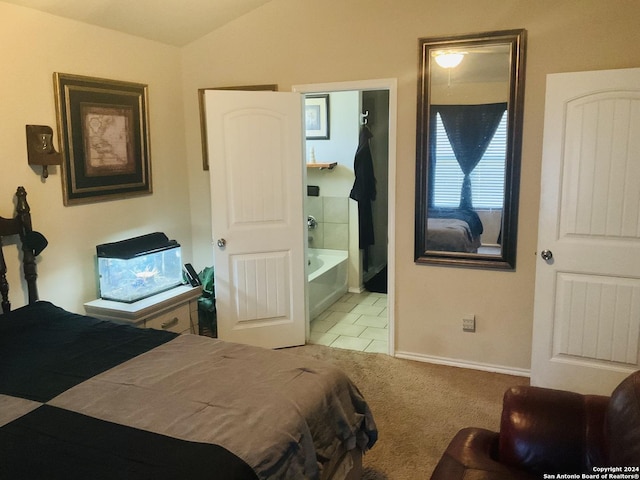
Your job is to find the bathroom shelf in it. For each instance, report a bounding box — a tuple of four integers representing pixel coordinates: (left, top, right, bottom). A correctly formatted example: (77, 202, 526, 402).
(306, 162, 337, 170)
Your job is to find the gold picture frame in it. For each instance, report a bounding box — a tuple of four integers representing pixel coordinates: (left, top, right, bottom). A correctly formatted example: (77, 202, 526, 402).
(54, 73, 152, 205)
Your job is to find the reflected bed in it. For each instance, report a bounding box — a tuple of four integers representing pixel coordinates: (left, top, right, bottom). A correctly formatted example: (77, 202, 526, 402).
(426, 208, 484, 253)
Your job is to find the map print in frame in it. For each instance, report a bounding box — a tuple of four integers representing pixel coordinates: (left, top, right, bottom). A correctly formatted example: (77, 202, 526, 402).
(54, 73, 151, 205)
(82, 104, 136, 176)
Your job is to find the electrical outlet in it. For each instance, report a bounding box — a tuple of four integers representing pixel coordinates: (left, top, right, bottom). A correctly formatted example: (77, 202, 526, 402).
(462, 315, 476, 333)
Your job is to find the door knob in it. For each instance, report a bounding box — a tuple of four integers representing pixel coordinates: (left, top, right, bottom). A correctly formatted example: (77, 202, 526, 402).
(217, 238, 226, 248)
(540, 249, 553, 261)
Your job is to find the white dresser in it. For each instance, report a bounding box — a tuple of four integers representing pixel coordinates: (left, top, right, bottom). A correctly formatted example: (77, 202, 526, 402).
(84, 285, 201, 335)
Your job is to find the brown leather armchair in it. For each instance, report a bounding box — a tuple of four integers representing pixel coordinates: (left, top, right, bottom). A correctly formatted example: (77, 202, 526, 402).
(430, 371, 640, 479)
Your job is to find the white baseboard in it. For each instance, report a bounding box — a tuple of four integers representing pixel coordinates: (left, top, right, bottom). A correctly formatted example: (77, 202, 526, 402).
(394, 350, 530, 378)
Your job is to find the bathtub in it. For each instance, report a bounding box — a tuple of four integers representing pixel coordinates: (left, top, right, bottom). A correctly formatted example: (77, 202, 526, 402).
(308, 248, 348, 320)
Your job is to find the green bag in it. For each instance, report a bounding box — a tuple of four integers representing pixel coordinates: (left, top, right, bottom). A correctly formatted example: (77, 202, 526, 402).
(197, 266, 216, 336)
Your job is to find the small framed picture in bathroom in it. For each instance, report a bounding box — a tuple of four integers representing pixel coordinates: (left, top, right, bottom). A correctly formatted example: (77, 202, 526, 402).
(305, 94, 330, 140)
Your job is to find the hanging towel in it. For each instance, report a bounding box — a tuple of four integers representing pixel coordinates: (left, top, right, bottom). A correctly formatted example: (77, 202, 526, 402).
(349, 126, 376, 269)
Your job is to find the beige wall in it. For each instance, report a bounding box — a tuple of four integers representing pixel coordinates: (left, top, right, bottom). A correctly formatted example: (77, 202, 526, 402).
(3, 0, 639, 374)
(181, 0, 640, 373)
(0, 3, 192, 313)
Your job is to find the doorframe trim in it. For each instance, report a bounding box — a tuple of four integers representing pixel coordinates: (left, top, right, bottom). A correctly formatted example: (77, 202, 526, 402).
(293, 78, 398, 356)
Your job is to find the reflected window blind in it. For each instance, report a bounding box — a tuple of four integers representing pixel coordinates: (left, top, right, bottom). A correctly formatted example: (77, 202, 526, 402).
(432, 112, 507, 209)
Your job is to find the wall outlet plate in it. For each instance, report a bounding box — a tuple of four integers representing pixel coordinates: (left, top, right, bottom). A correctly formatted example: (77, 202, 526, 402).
(463, 315, 476, 332)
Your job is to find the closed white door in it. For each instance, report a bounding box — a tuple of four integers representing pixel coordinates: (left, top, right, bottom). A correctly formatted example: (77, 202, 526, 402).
(205, 90, 306, 349)
(531, 68, 640, 395)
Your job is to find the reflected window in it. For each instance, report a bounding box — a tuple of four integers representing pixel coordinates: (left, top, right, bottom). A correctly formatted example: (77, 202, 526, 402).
(432, 112, 507, 209)
(415, 29, 526, 269)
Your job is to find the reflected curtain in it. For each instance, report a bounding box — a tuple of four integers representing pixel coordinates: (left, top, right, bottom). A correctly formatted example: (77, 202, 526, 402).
(433, 103, 506, 209)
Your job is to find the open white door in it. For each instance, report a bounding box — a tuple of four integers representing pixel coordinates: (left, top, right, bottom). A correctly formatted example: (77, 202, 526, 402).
(205, 90, 306, 349)
(532, 68, 640, 395)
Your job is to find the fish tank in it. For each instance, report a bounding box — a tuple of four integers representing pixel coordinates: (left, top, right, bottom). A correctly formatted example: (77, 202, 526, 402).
(96, 232, 183, 303)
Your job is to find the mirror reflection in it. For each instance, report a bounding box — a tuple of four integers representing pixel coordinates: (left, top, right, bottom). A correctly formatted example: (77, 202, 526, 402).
(415, 30, 526, 269)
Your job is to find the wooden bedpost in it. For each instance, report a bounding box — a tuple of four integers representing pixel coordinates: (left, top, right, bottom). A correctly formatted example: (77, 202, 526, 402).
(16, 187, 39, 304)
(0, 187, 40, 312)
(0, 236, 8, 313)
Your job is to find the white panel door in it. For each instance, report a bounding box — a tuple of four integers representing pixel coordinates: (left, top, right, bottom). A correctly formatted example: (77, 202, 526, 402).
(532, 68, 640, 394)
(206, 90, 306, 349)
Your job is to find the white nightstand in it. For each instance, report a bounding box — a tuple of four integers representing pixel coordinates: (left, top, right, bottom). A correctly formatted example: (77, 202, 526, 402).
(84, 285, 202, 335)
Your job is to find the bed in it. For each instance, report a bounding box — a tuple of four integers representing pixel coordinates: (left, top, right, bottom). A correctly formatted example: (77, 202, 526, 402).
(426, 208, 484, 253)
(0, 187, 377, 480)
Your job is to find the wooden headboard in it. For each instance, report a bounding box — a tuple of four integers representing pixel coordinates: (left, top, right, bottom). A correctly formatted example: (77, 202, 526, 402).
(0, 186, 38, 313)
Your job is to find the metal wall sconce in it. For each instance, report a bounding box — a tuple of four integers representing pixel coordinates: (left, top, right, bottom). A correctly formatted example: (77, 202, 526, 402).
(26, 125, 62, 179)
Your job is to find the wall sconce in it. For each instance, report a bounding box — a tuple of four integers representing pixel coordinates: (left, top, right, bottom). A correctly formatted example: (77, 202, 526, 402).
(26, 125, 62, 179)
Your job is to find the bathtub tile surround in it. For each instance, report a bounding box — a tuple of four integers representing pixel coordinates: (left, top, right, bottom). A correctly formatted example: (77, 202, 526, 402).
(306, 195, 323, 220)
(309, 223, 325, 247)
(306, 195, 349, 250)
(323, 223, 349, 250)
(323, 196, 349, 223)
(309, 291, 388, 354)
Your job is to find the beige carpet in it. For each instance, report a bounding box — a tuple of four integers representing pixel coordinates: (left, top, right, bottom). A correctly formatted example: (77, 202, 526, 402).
(285, 344, 530, 480)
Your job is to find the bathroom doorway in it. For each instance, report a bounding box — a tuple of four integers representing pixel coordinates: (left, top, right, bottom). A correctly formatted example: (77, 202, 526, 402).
(293, 79, 397, 356)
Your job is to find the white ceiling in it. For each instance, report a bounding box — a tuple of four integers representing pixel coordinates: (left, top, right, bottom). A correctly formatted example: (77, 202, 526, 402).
(3, 0, 273, 46)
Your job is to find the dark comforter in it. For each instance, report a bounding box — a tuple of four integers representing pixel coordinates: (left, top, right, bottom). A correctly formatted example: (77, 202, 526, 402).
(0, 301, 377, 480)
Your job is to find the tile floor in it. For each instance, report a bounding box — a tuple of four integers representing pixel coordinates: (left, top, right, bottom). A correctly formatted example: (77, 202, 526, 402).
(309, 291, 388, 353)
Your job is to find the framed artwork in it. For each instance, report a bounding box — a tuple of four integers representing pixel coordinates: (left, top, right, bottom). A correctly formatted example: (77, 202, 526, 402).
(305, 94, 330, 140)
(198, 84, 278, 170)
(53, 73, 151, 205)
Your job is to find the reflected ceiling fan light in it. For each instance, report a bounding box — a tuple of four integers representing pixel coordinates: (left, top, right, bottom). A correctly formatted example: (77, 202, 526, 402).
(433, 51, 466, 68)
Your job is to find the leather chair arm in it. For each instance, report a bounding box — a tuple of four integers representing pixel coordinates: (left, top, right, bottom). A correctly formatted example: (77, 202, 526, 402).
(498, 386, 609, 474)
(607, 372, 640, 466)
(430, 428, 539, 480)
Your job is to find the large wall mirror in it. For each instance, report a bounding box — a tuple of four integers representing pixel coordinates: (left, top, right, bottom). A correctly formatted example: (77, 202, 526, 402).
(415, 29, 526, 269)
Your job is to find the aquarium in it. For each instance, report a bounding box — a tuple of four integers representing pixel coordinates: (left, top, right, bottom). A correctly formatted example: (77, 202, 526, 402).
(97, 232, 183, 303)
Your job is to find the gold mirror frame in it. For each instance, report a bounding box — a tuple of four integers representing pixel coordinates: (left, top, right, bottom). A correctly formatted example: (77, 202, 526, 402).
(415, 29, 526, 269)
